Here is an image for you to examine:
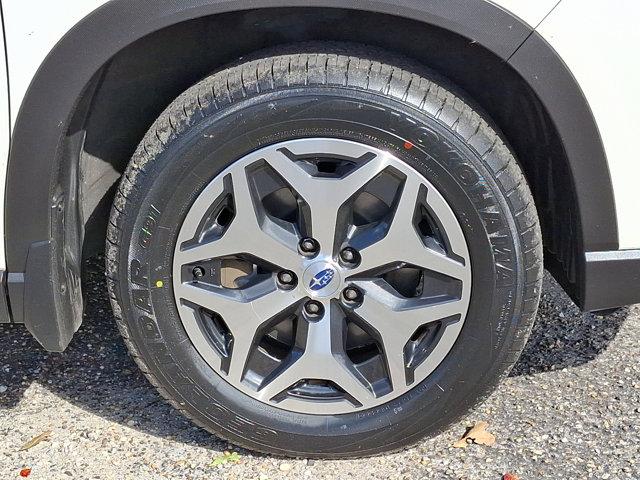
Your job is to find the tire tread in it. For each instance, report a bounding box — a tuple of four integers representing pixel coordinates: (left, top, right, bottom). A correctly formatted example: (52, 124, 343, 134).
(106, 49, 543, 458)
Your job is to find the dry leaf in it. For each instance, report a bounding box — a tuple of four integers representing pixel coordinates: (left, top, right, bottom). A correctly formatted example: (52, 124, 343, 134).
(453, 439, 468, 448)
(452, 421, 496, 448)
(502, 474, 520, 480)
(19, 431, 52, 451)
(19, 468, 32, 478)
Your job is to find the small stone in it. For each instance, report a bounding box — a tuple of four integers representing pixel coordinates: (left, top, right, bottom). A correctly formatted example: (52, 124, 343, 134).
(0, 385, 7, 393)
(279, 463, 293, 472)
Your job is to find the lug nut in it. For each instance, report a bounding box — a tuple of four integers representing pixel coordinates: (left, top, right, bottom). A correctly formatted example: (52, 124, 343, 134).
(339, 247, 360, 266)
(299, 237, 320, 256)
(303, 300, 324, 318)
(277, 270, 297, 288)
(192, 266, 206, 279)
(342, 286, 362, 305)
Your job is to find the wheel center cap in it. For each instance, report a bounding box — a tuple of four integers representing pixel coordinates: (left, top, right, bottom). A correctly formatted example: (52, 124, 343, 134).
(302, 261, 342, 298)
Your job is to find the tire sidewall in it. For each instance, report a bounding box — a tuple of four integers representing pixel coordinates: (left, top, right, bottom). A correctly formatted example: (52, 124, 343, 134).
(115, 87, 523, 455)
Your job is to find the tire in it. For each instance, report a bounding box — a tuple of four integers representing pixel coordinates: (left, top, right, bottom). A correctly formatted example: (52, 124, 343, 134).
(106, 48, 543, 457)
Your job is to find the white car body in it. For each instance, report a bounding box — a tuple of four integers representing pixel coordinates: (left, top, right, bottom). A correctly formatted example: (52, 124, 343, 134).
(1, 0, 639, 258)
(0, 0, 638, 350)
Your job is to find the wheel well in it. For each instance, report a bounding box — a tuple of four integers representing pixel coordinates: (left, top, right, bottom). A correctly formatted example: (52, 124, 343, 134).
(78, 8, 577, 290)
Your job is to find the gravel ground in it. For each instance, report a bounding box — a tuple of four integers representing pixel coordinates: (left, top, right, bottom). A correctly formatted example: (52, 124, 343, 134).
(1, 257, 639, 479)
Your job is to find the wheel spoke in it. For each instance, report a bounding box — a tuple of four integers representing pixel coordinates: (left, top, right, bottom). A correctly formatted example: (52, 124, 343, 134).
(349, 175, 468, 280)
(354, 234, 467, 279)
(262, 148, 388, 256)
(257, 301, 374, 405)
(175, 280, 300, 382)
(174, 166, 300, 272)
(352, 280, 465, 388)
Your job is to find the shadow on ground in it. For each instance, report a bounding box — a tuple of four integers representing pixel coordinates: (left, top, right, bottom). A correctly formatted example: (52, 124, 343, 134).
(0, 257, 629, 443)
(0, 257, 218, 449)
(511, 277, 629, 377)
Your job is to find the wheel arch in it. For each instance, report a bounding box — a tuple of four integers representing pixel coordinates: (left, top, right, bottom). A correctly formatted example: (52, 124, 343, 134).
(3, 0, 617, 350)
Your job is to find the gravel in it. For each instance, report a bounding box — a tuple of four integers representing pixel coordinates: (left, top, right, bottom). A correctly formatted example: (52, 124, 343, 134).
(1, 257, 639, 479)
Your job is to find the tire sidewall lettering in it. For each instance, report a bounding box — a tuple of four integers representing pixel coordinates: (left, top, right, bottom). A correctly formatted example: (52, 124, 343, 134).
(120, 89, 525, 449)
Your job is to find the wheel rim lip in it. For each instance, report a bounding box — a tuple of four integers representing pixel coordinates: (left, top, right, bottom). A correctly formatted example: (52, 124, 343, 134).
(171, 137, 472, 415)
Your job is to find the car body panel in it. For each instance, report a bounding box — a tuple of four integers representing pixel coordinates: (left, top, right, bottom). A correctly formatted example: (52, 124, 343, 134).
(2, 0, 637, 266)
(0, 0, 553, 276)
(535, 0, 640, 249)
(0, 0, 638, 345)
(1, 0, 555, 127)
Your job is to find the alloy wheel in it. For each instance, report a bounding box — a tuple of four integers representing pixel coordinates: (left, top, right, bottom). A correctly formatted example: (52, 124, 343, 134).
(172, 138, 471, 414)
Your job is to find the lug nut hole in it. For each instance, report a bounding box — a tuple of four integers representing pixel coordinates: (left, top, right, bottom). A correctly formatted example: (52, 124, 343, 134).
(303, 300, 324, 319)
(277, 270, 297, 289)
(339, 247, 361, 267)
(298, 237, 320, 257)
(342, 286, 363, 306)
(192, 266, 206, 279)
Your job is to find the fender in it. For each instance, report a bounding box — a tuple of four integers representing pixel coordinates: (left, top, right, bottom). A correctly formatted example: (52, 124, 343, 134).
(3, 0, 619, 350)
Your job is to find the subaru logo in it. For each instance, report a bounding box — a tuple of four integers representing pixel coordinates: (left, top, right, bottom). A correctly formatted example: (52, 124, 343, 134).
(309, 268, 335, 291)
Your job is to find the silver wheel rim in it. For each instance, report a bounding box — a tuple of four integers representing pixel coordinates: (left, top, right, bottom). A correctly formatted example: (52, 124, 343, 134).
(172, 138, 471, 414)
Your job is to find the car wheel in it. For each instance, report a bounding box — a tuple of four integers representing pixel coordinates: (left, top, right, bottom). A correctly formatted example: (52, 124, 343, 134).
(106, 49, 543, 457)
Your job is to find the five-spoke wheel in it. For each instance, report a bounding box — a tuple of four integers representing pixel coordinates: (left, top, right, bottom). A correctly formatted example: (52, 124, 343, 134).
(172, 138, 471, 414)
(108, 50, 542, 456)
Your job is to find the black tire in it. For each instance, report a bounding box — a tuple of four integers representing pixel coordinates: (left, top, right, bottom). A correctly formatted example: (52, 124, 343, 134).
(106, 48, 543, 457)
